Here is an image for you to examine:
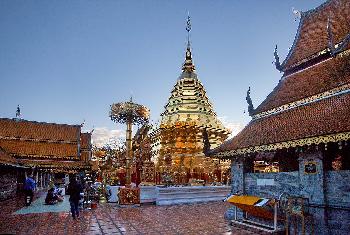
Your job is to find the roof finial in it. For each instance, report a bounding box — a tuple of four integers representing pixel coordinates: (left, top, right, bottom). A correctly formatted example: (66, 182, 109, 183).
(327, 16, 350, 57)
(186, 11, 191, 49)
(273, 45, 283, 72)
(182, 12, 196, 73)
(246, 87, 254, 116)
(292, 7, 302, 21)
(80, 119, 86, 127)
(16, 105, 21, 119)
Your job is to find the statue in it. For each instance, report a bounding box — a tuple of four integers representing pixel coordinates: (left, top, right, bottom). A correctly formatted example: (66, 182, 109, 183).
(16, 105, 21, 119)
(202, 128, 211, 156)
(246, 87, 254, 116)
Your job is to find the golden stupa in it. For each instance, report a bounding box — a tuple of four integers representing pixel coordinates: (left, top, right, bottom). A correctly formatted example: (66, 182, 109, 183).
(150, 16, 231, 185)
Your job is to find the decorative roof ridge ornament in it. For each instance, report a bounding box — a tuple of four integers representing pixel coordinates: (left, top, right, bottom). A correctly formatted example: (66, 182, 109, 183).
(273, 45, 283, 72)
(182, 12, 196, 73)
(246, 87, 254, 117)
(80, 119, 85, 127)
(292, 7, 302, 21)
(327, 16, 350, 57)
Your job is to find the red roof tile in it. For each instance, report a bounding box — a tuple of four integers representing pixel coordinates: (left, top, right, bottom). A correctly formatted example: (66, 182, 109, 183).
(80, 151, 90, 162)
(0, 118, 80, 142)
(18, 159, 90, 169)
(283, 0, 350, 70)
(214, 92, 350, 153)
(255, 53, 350, 114)
(80, 132, 91, 149)
(0, 147, 17, 165)
(0, 139, 78, 159)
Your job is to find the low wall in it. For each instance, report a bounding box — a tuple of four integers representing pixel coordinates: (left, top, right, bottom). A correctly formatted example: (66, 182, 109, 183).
(245, 172, 299, 198)
(140, 186, 157, 204)
(156, 186, 231, 206)
(325, 170, 350, 208)
(0, 167, 17, 201)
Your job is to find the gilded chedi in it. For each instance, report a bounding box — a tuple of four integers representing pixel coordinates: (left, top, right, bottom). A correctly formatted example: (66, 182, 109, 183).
(152, 43, 231, 184)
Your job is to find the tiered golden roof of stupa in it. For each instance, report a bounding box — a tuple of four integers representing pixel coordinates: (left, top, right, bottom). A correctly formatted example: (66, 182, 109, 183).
(152, 43, 230, 174)
(160, 47, 230, 149)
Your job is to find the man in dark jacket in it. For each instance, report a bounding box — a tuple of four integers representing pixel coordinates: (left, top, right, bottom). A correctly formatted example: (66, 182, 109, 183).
(24, 174, 36, 206)
(67, 176, 83, 219)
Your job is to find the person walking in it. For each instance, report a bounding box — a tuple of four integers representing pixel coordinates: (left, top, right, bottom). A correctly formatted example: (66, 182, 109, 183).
(24, 173, 36, 206)
(67, 176, 82, 219)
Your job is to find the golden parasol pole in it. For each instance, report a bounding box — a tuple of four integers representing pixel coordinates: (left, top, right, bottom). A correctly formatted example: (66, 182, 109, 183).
(125, 117, 132, 186)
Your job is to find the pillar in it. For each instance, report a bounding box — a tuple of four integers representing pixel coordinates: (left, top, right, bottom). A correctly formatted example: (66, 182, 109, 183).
(231, 156, 245, 194)
(299, 150, 329, 234)
(35, 171, 39, 191)
(125, 119, 132, 185)
(298, 151, 325, 205)
(40, 172, 43, 189)
(225, 156, 245, 220)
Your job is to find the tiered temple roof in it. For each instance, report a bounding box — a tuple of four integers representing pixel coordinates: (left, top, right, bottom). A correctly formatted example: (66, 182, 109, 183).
(212, 0, 350, 158)
(80, 132, 92, 163)
(281, 0, 350, 72)
(0, 118, 91, 172)
(255, 54, 350, 115)
(0, 147, 18, 166)
(0, 118, 80, 142)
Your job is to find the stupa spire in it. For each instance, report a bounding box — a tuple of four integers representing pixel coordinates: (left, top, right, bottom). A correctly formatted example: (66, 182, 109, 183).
(182, 13, 195, 73)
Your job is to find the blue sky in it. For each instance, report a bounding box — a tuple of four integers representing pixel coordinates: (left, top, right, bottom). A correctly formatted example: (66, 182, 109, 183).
(0, 0, 324, 145)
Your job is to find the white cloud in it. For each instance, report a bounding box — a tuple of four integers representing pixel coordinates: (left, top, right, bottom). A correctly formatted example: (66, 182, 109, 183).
(92, 127, 124, 147)
(218, 116, 245, 139)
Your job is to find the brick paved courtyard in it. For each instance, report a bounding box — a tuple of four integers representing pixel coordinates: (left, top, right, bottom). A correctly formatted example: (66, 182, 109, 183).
(0, 193, 259, 235)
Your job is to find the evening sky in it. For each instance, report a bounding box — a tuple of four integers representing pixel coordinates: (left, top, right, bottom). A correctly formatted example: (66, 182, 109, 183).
(0, 0, 324, 145)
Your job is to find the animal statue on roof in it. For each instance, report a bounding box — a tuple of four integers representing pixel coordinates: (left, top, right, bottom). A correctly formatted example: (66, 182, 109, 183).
(202, 128, 210, 156)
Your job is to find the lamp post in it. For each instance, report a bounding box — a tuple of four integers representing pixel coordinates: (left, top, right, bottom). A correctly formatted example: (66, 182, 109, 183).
(110, 98, 149, 205)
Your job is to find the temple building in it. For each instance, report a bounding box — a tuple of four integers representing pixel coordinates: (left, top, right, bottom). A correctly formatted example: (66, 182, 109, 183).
(210, 0, 350, 233)
(0, 114, 92, 200)
(151, 17, 231, 185)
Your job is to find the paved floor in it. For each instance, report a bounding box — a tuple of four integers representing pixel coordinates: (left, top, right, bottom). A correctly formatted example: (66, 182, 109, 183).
(15, 195, 70, 215)
(0, 193, 259, 235)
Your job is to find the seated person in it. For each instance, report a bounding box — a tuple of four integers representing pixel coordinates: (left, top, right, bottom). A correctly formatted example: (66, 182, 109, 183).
(45, 188, 58, 205)
(53, 184, 63, 196)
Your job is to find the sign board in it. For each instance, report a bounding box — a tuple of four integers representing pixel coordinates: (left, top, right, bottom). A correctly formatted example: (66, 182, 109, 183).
(304, 161, 317, 174)
(257, 178, 275, 186)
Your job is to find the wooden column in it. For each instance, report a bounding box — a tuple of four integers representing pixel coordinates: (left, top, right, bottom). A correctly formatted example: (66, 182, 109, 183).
(125, 119, 132, 186)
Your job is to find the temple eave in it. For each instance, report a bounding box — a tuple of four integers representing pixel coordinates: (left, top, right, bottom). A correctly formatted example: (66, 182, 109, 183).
(211, 131, 350, 158)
